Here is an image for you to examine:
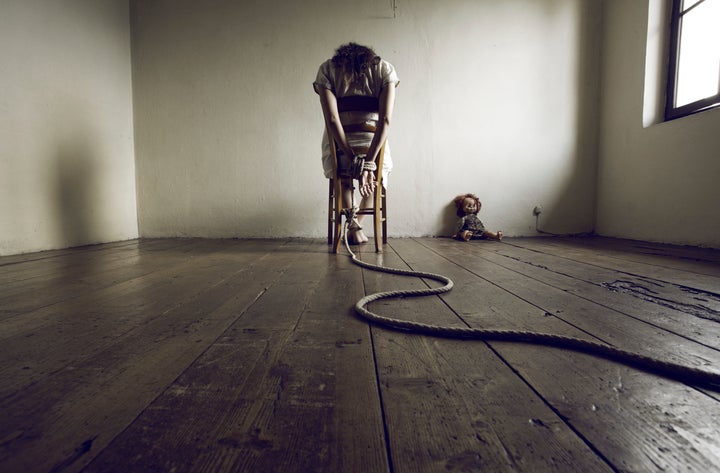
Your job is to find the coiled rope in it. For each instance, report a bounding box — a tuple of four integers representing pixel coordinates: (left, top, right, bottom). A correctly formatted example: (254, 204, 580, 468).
(342, 220, 720, 390)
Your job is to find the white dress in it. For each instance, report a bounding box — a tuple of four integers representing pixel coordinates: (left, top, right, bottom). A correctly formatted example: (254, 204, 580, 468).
(313, 58, 399, 184)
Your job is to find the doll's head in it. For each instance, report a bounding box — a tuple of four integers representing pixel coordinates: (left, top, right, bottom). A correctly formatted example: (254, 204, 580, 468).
(453, 193, 481, 217)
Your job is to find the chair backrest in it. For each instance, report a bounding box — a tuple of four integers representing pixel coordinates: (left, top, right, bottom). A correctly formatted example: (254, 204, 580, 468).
(337, 95, 379, 113)
(331, 95, 383, 153)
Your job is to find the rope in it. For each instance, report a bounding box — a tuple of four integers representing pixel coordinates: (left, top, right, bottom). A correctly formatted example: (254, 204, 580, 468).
(341, 220, 720, 390)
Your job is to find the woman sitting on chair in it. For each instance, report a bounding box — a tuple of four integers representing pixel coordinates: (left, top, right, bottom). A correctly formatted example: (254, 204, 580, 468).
(313, 42, 399, 244)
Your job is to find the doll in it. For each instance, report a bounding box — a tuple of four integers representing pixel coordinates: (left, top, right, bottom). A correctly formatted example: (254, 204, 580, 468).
(452, 193, 503, 241)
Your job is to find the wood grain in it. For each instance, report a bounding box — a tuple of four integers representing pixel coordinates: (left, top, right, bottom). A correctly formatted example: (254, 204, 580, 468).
(1, 236, 718, 473)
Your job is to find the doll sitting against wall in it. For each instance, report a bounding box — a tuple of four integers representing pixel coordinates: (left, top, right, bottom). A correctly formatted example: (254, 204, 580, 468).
(452, 193, 503, 241)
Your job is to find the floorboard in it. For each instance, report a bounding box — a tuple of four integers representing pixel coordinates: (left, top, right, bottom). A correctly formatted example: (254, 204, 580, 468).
(1, 236, 719, 473)
(359, 243, 613, 472)
(410, 238, 720, 472)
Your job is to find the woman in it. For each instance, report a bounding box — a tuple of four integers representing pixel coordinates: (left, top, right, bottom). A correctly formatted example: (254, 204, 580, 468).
(313, 42, 399, 244)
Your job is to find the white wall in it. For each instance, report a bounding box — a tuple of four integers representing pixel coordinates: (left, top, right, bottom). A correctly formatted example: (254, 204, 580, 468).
(4, 1, 717, 256)
(597, 0, 720, 248)
(131, 0, 602, 239)
(0, 0, 138, 256)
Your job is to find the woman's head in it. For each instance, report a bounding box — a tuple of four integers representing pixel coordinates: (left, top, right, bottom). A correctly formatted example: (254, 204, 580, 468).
(332, 42, 380, 75)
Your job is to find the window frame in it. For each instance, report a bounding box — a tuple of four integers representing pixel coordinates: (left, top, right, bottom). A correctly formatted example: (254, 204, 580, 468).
(665, 0, 720, 121)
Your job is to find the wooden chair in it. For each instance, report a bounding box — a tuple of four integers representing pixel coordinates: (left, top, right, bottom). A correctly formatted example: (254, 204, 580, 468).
(327, 96, 388, 253)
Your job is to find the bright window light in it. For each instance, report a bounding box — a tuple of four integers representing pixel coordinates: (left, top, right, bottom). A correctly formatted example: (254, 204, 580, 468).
(666, 0, 720, 119)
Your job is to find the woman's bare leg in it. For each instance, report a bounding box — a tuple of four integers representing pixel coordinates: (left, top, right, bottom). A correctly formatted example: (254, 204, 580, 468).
(341, 178, 368, 244)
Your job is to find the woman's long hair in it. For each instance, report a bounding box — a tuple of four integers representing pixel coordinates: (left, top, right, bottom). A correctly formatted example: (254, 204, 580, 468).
(331, 42, 380, 75)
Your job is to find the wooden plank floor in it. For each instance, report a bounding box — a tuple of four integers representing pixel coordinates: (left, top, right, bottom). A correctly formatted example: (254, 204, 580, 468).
(1, 236, 719, 473)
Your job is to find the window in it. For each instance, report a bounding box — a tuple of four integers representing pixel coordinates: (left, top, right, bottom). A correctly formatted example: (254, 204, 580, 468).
(665, 0, 720, 120)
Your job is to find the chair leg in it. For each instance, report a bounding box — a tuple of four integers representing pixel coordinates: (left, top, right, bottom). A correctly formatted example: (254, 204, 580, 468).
(332, 178, 343, 254)
(381, 186, 388, 244)
(328, 179, 334, 246)
(373, 181, 383, 253)
(333, 218, 342, 253)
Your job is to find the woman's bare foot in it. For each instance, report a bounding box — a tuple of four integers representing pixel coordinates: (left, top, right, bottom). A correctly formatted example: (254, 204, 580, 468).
(347, 219, 369, 244)
(348, 228, 368, 244)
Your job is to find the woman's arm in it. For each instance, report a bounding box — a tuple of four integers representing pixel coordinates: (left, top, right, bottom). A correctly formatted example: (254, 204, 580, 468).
(365, 82, 396, 163)
(318, 88, 355, 158)
(356, 83, 396, 197)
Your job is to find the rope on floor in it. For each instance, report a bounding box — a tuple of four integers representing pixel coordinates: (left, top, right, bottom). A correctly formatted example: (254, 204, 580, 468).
(342, 227, 720, 391)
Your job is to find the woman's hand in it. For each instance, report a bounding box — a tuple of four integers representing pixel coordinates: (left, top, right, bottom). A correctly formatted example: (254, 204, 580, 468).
(359, 170, 376, 197)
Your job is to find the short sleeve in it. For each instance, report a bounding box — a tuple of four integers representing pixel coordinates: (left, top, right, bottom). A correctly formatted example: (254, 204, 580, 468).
(380, 60, 399, 89)
(313, 60, 334, 94)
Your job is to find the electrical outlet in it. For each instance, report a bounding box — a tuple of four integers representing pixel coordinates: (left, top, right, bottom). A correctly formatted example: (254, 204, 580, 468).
(533, 205, 543, 216)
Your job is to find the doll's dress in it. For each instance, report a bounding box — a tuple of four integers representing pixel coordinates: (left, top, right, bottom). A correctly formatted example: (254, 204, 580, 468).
(457, 214, 487, 239)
